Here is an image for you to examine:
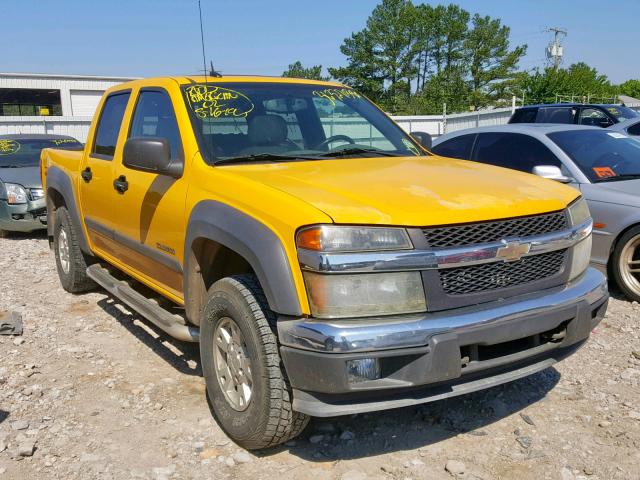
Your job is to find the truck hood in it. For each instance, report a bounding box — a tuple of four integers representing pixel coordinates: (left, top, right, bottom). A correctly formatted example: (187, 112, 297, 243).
(223, 156, 579, 226)
(0, 166, 42, 189)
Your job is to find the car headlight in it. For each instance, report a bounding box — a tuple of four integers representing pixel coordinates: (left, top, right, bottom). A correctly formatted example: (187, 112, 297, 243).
(297, 225, 413, 252)
(4, 183, 28, 205)
(303, 271, 427, 318)
(567, 197, 590, 226)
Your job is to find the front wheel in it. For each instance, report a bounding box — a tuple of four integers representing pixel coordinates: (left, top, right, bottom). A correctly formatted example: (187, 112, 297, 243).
(611, 225, 640, 302)
(200, 274, 309, 450)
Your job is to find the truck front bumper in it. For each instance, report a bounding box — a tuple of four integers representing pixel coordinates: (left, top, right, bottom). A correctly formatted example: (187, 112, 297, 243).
(278, 267, 608, 417)
(0, 198, 47, 233)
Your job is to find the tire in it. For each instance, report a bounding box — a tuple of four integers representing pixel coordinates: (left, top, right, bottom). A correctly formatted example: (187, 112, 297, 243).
(53, 206, 96, 293)
(200, 274, 309, 450)
(611, 225, 640, 302)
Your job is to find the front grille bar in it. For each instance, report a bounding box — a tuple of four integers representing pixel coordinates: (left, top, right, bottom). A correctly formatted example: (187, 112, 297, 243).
(297, 219, 591, 274)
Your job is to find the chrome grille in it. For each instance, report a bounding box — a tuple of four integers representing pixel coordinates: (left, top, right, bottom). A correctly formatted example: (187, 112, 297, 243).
(439, 250, 566, 296)
(424, 211, 568, 248)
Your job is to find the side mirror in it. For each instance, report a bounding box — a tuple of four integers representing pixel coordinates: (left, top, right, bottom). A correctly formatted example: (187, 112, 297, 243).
(532, 165, 573, 184)
(410, 131, 432, 150)
(123, 137, 183, 179)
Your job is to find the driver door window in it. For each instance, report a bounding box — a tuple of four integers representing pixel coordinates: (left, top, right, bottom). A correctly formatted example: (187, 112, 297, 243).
(579, 108, 613, 127)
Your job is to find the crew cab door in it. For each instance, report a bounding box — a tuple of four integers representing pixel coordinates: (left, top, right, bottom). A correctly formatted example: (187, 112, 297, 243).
(111, 88, 188, 301)
(79, 90, 132, 258)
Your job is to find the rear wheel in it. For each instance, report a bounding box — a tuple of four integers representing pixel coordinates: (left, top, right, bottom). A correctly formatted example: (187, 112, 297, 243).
(612, 226, 640, 302)
(200, 274, 309, 450)
(53, 206, 96, 293)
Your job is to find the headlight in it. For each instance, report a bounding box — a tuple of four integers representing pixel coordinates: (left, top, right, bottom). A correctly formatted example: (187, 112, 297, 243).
(297, 225, 412, 252)
(568, 197, 590, 226)
(303, 271, 427, 318)
(4, 183, 28, 204)
(30, 188, 44, 200)
(568, 235, 592, 281)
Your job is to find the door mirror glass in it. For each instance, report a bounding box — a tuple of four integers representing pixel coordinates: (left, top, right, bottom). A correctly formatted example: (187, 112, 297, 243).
(410, 131, 432, 150)
(123, 137, 183, 178)
(532, 165, 573, 183)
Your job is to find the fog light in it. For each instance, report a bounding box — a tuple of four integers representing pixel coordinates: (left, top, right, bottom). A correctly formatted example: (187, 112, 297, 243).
(347, 358, 381, 383)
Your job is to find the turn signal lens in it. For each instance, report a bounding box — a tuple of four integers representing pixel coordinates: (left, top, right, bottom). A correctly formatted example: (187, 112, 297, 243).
(296, 227, 323, 251)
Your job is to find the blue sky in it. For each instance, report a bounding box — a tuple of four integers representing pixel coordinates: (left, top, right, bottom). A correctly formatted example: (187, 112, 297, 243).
(1, 0, 637, 83)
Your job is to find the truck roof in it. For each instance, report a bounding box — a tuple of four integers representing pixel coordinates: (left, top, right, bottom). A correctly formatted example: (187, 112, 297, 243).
(112, 75, 344, 91)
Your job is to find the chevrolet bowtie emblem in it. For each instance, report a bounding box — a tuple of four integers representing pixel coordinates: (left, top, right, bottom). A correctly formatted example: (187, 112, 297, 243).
(496, 240, 531, 262)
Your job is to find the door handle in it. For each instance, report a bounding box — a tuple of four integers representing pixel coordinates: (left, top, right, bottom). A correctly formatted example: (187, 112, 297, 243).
(113, 175, 129, 194)
(81, 167, 92, 183)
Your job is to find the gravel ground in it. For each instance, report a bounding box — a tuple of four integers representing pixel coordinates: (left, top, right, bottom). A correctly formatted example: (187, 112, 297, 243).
(0, 232, 639, 480)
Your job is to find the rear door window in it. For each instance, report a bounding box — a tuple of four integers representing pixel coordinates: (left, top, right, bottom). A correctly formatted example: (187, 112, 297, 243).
(538, 107, 575, 124)
(472, 132, 561, 173)
(92, 92, 131, 158)
(431, 134, 476, 160)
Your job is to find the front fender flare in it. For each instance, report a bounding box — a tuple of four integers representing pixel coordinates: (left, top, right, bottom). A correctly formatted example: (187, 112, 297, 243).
(184, 200, 302, 316)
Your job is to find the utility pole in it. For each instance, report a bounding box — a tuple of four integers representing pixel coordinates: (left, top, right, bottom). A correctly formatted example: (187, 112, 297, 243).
(545, 27, 567, 68)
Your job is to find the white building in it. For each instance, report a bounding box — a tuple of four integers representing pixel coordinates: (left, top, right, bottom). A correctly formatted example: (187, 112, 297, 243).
(0, 73, 136, 141)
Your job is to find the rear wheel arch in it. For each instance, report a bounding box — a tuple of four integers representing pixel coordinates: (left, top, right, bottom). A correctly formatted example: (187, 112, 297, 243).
(45, 166, 90, 254)
(46, 186, 66, 244)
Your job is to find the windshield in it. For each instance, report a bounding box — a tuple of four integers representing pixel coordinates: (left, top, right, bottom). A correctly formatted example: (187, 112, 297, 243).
(548, 130, 640, 182)
(0, 138, 82, 167)
(182, 82, 424, 164)
(605, 105, 639, 121)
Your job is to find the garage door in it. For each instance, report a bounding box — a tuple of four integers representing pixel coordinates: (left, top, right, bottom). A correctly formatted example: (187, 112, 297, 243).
(70, 90, 104, 116)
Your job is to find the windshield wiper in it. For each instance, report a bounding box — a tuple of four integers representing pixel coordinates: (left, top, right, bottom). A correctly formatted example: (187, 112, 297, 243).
(213, 153, 321, 165)
(319, 147, 401, 158)
(0, 165, 25, 168)
(595, 174, 640, 183)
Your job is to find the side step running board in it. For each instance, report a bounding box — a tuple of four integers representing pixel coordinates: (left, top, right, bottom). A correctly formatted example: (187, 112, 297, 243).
(86, 264, 199, 342)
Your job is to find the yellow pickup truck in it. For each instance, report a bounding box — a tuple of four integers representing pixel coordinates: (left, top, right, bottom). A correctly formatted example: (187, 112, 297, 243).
(41, 76, 608, 449)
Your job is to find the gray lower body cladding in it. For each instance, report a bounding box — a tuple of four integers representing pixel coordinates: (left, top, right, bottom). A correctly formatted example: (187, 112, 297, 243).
(278, 267, 608, 417)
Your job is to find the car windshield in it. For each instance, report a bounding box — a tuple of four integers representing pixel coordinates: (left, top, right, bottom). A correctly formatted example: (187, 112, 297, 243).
(182, 82, 425, 164)
(0, 138, 82, 167)
(548, 130, 640, 182)
(605, 105, 639, 121)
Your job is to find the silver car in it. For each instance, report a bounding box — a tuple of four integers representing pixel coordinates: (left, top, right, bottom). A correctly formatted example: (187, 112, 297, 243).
(432, 124, 640, 301)
(609, 117, 640, 137)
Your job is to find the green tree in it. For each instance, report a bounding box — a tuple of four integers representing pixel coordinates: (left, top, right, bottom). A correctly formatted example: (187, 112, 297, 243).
(330, 0, 416, 109)
(282, 61, 328, 81)
(328, 1, 534, 114)
(517, 63, 616, 104)
(328, 30, 386, 101)
(464, 14, 526, 109)
(619, 79, 640, 99)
